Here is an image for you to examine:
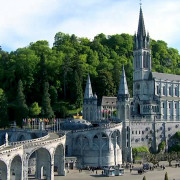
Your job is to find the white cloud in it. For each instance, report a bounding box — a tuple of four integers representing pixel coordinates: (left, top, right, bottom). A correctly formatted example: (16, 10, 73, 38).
(0, 0, 180, 52)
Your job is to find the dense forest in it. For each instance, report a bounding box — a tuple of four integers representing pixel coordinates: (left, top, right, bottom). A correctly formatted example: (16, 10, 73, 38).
(0, 32, 180, 127)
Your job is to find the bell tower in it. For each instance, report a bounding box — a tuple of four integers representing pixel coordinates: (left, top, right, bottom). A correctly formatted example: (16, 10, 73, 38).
(133, 6, 152, 99)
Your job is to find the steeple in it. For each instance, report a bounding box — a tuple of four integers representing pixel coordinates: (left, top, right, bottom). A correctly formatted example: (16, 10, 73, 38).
(137, 7, 146, 40)
(134, 6, 150, 50)
(118, 66, 129, 99)
(84, 74, 93, 99)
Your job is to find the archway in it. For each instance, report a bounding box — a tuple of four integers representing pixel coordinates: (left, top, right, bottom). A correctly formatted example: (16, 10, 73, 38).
(10, 155, 22, 180)
(54, 144, 65, 176)
(28, 148, 51, 180)
(0, 160, 7, 180)
(111, 130, 121, 166)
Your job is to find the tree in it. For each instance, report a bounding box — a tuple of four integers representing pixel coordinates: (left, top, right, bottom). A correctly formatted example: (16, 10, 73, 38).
(164, 172, 168, 180)
(143, 176, 146, 180)
(49, 86, 58, 105)
(16, 80, 29, 127)
(0, 89, 8, 128)
(74, 71, 83, 108)
(41, 82, 54, 118)
(29, 102, 41, 117)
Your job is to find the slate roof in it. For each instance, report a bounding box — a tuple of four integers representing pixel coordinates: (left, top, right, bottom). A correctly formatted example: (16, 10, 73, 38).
(151, 72, 180, 82)
(101, 96, 117, 106)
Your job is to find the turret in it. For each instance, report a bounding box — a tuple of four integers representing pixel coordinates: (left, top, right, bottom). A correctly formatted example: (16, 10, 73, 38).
(117, 66, 130, 121)
(84, 74, 93, 99)
(117, 66, 130, 101)
(83, 75, 97, 121)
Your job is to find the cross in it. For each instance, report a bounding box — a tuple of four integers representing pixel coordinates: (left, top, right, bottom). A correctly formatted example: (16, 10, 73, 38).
(140, 0, 142, 6)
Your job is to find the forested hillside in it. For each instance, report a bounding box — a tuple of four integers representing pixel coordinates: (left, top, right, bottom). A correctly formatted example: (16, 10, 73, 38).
(0, 32, 180, 127)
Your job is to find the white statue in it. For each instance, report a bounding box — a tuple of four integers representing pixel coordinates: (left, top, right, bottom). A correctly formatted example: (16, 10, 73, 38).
(5, 132, 8, 146)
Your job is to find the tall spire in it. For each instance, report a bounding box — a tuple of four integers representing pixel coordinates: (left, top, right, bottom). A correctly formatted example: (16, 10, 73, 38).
(118, 66, 129, 96)
(137, 7, 146, 39)
(134, 6, 150, 50)
(84, 74, 93, 99)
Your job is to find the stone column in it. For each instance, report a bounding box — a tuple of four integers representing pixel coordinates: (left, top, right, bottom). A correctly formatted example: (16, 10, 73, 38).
(7, 164, 10, 180)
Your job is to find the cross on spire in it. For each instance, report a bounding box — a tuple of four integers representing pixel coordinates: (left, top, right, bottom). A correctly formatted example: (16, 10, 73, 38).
(140, 0, 142, 7)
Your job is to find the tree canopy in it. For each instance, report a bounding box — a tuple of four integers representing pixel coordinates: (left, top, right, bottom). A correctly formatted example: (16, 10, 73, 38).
(0, 32, 180, 127)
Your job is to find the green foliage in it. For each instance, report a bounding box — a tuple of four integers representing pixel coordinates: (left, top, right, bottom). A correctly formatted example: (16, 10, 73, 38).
(172, 131, 180, 139)
(41, 82, 54, 118)
(132, 146, 149, 155)
(164, 172, 168, 180)
(15, 80, 29, 126)
(29, 102, 41, 117)
(158, 141, 166, 152)
(0, 89, 8, 128)
(143, 176, 147, 180)
(0, 31, 179, 124)
(169, 131, 180, 152)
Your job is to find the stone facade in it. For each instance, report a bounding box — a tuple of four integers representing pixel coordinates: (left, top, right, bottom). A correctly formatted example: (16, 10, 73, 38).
(65, 123, 122, 168)
(82, 6, 180, 161)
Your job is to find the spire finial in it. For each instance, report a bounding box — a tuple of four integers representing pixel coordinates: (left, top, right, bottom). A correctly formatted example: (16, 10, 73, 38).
(140, 0, 142, 7)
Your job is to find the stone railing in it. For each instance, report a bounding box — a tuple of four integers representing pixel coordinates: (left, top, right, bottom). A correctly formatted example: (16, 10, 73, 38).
(69, 123, 121, 133)
(0, 145, 23, 155)
(9, 133, 50, 147)
(23, 135, 66, 148)
(0, 144, 6, 150)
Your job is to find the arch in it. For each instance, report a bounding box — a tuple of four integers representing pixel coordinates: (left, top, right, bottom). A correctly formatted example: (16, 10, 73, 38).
(0, 160, 7, 180)
(10, 155, 22, 180)
(28, 147, 51, 180)
(54, 144, 65, 176)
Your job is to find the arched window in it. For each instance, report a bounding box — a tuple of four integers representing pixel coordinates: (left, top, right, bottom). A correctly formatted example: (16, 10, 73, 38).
(163, 86, 166, 95)
(169, 86, 172, 96)
(175, 86, 178, 96)
(143, 52, 148, 68)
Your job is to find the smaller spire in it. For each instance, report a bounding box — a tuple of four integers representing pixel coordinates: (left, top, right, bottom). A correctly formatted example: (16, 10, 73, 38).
(84, 74, 93, 99)
(118, 66, 129, 96)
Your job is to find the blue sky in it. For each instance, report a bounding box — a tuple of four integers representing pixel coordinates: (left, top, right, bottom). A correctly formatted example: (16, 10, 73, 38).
(1, 0, 180, 52)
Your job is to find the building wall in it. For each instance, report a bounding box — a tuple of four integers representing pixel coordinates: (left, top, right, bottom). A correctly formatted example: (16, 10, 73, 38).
(65, 124, 122, 167)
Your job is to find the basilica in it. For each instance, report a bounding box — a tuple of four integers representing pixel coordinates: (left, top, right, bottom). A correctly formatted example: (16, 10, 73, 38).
(83, 6, 180, 162)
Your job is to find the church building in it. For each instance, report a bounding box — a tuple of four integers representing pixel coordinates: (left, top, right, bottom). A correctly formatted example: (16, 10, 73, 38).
(83, 6, 180, 161)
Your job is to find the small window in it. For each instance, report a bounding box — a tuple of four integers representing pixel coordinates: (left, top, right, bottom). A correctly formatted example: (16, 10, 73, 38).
(169, 103, 171, 109)
(139, 131, 141, 134)
(169, 86, 172, 96)
(175, 87, 178, 96)
(156, 86, 159, 95)
(162, 103, 165, 108)
(132, 131, 134, 134)
(163, 86, 166, 95)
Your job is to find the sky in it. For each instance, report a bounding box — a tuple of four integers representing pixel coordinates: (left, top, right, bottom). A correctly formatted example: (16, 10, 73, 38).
(1, 0, 180, 52)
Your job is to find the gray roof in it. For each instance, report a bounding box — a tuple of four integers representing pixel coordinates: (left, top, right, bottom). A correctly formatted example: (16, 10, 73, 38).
(101, 96, 117, 106)
(84, 74, 93, 98)
(118, 66, 129, 95)
(151, 72, 180, 82)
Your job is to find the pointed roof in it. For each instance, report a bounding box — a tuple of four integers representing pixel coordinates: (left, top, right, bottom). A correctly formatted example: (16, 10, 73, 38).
(118, 66, 129, 95)
(84, 74, 93, 99)
(137, 7, 146, 39)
